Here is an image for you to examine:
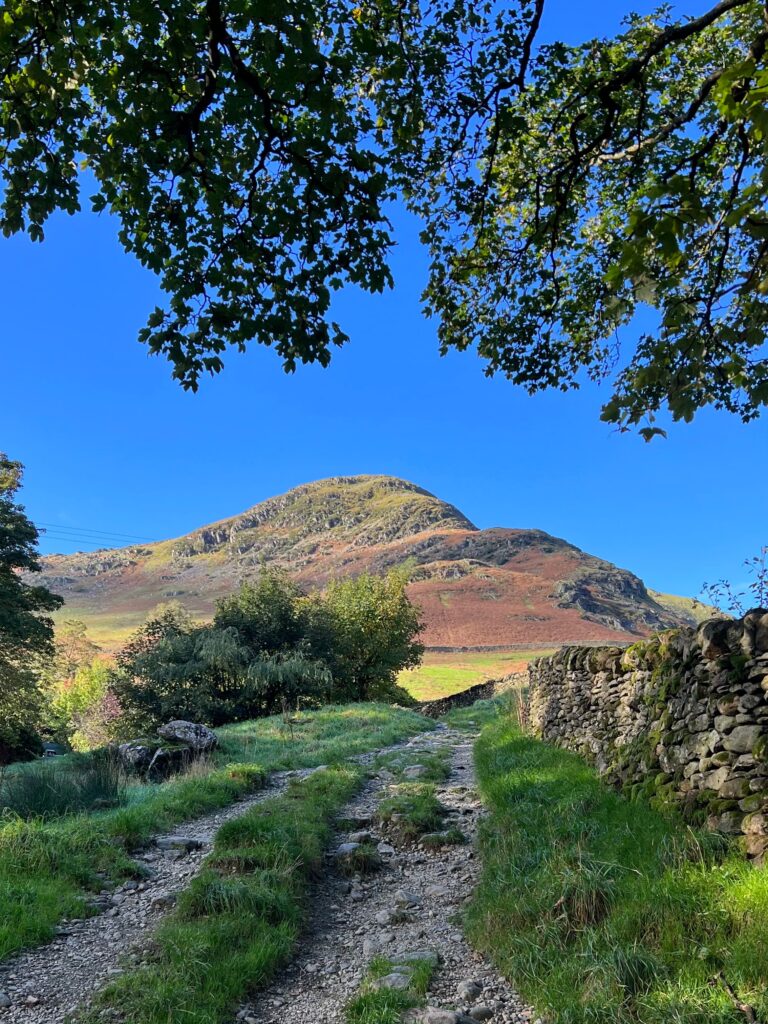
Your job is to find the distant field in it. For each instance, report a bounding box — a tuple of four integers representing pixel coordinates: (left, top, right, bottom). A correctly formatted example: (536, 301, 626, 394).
(398, 648, 557, 701)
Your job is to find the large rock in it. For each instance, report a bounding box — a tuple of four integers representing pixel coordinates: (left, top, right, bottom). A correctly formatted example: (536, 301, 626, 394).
(118, 740, 192, 780)
(157, 720, 218, 752)
(118, 741, 155, 774)
(723, 725, 762, 754)
(371, 972, 413, 992)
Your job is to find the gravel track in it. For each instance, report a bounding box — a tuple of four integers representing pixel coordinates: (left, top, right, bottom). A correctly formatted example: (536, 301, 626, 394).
(0, 768, 308, 1023)
(0, 726, 539, 1024)
(0, 733, 431, 1023)
(239, 726, 538, 1024)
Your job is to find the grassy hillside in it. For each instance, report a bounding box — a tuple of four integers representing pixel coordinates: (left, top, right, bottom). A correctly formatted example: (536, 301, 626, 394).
(649, 589, 720, 626)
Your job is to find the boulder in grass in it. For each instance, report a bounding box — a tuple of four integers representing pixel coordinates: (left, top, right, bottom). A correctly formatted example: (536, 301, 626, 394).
(157, 721, 218, 752)
(118, 741, 156, 774)
(118, 740, 191, 780)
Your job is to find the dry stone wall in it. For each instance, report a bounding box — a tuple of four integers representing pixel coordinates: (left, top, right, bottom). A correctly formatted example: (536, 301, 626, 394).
(528, 611, 768, 858)
(418, 672, 527, 718)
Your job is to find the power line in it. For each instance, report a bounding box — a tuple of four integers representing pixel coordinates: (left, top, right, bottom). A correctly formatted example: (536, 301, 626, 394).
(40, 530, 143, 548)
(41, 535, 117, 550)
(37, 522, 156, 542)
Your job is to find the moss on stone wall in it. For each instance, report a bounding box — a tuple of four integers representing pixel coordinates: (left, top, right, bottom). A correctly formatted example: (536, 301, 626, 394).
(528, 610, 768, 859)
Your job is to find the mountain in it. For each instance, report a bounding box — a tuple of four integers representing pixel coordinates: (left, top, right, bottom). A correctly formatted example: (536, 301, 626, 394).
(37, 475, 691, 647)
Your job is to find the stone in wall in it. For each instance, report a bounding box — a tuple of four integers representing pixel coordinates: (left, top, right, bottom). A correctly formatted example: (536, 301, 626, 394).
(527, 611, 768, 860)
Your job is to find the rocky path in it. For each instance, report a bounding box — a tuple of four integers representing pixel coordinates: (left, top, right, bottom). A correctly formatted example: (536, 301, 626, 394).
(0, 732, 448, 1023)
(0, 726, 538, 1024)
(0, 766, 320, 1023)
(238, 726, 538, 1024)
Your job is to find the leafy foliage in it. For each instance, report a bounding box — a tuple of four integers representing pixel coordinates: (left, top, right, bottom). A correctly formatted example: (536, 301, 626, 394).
(417, 0, 768, 434)
(4, 1, 767, 432)
(702, 545, 768, 615)
(323, 568, 424, 700)
(0, 0, 404, 386)
(0, 453, 62, 763)
(112, 567, 422, 730)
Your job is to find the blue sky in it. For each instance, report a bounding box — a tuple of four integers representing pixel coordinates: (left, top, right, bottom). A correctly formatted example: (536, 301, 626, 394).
(1, 0, 762, 600)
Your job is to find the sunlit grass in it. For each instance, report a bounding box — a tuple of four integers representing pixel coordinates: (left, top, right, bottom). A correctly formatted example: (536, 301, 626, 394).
(398, 648, 553, 701)
(469, 715, 768, 1023)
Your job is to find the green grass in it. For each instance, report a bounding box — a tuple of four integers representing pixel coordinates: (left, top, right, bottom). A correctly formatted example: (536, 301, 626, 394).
(345, 953, 437, 1024)
(421, 827, 467, 847)
(0, 749, 125, 819)
(216, 703, 432, 769)
(337, 841, 383, 876)
(398, 648, 553, 701)
(85, 766, 363, 1024)
(649, 590, 718, 626)
(468, 714, 768, 1024)
(0, 703, 431, 962)
(379, 783, 448, 839)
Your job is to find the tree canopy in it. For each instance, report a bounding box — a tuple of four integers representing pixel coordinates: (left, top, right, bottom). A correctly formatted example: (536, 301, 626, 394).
(112, 567, 422, 730)
(2, 0, 766, 433)
(0, 452, 62, 761)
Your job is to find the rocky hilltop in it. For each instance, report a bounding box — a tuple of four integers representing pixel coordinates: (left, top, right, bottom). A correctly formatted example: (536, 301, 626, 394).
(38, 475, 696, 646)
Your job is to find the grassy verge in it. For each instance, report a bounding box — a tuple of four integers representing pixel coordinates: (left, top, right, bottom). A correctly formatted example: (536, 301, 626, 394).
(84, 766, 362, 1024)
(345, 953, 437, 1024)
(0, 703, 430, 961)
(216, 704, 433, 769)
(442, 695, 511, 732)
(469, 714, 768, 1024)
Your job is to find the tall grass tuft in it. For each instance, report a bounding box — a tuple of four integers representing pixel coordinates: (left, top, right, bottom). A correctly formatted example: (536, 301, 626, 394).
(0, 750, 125, 820)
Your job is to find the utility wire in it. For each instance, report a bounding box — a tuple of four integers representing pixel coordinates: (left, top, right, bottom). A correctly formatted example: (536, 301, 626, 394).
(36, 521, 156, 542)
(40, 534, 123, 550)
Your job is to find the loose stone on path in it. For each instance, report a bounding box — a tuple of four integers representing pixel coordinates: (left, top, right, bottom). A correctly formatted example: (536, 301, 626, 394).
(238, 727, 538, 1024)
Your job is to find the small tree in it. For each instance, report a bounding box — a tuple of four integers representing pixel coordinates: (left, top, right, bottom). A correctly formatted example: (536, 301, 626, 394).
(245, 651, 333, 716)
(50, 620, 101, 680)
(113, 614, 249, 729)
(703, 548, 768, 617)
(323, 568, 424, 701)
(51, 657, 121, 751)
(214, 570, 305, 654)
(0, 453, 62, 762)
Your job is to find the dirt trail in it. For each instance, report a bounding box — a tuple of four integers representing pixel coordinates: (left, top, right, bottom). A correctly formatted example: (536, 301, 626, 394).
(0, 733, 442, 1023)
(240, 726, 538, 1024)
(0, 727, 538, 1024)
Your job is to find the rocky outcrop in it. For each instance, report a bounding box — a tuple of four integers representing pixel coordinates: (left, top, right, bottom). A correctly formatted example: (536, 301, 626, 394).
(156, 721, 218, 752)
(117, 741, 192, 781)
(118, 721, 218, 780)
(528, 610, 768, 858)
